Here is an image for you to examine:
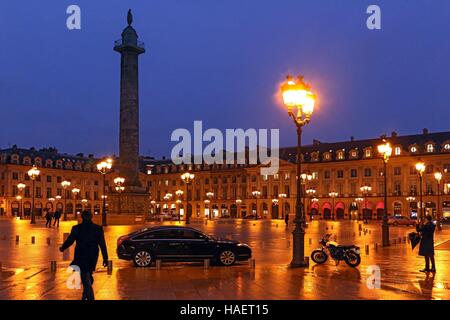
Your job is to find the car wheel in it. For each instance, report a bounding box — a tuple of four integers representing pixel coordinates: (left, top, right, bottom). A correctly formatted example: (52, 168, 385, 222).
(218, 250, 236, 266)
(133, 250, 153, 267)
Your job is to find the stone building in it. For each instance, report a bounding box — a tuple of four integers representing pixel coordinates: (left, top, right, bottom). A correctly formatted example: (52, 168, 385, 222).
(1, 129, 450, 223)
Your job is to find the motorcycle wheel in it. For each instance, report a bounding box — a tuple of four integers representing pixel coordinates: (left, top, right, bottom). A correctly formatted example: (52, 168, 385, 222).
(344, 251, 361, 268)
(311, 250, 328, 264)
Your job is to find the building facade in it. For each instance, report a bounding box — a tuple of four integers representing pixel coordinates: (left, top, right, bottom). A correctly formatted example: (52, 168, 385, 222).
(1, 129, 450, 222)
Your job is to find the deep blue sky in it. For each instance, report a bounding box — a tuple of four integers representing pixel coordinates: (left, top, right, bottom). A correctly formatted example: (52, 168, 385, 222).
(1, 1, 449, 159)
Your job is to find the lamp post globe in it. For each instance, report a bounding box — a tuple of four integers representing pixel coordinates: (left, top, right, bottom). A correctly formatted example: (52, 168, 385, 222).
(378, 140, 392, 247)
(280, 74, 316, 268)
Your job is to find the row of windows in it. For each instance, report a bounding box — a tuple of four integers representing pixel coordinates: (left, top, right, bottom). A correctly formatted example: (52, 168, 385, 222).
(6, 172, 100, 186)
(2, 186, 101, 200)
(2, 154, 95, 171)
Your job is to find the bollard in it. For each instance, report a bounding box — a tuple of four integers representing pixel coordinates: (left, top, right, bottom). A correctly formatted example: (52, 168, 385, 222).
(16, 235, 19, 244)
(31, 236, 35, 244)
(304, 257, 309, 267)
(46, 237, 51, 245)
(359, 231, 362, 237)
(156, 259, 162, 270)
(369, 230, 371, 235)
(50, 261, 57, 272)
(374, 243, 378, 251)
(365, 245, 369, 255)
(358, 224, 362, 231)
(107, 260, 113, 275)
(249, 259, 256, 269)
(331, 225, 333, 230)
(203, 259, 210, 269)
(309, 238, 312, 245)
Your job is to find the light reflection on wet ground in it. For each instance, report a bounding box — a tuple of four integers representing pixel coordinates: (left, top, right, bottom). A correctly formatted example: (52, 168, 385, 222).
(0, 218, 449, 299)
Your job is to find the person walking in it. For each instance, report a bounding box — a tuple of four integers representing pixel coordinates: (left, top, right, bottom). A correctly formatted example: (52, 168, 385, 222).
(417, 215, 436, 273)
(284, 212, 289, 227)
(53, 210, 61, 227)
(59, 210, 108, 300)
(45, 209, 53, 228)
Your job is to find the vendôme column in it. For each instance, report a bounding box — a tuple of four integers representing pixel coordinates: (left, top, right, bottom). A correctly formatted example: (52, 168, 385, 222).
(112, 10, 149, 216)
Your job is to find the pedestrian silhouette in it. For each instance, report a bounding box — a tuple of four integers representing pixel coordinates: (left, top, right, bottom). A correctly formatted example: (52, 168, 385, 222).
(45, 209, 53, 228)
(59, 210, 108, 300)
(284, 212, 289, 227)
(53, 210, 61, 227)
(416, 215, 436, 273)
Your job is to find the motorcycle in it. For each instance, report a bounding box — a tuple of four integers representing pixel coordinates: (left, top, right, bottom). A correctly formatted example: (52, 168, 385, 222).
(311, 233, 361, 268)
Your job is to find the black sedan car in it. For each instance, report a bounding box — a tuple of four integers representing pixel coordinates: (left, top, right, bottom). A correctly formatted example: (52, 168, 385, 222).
(117, 226, 252, 267)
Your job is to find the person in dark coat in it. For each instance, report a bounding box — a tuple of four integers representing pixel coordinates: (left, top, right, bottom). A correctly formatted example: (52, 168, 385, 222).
(53, 210, 61, 227)
(284, 212, 289, 227)
(59, 210, 108, 300)
(45, 209, 53, 228)
(416, 215, 436, 273)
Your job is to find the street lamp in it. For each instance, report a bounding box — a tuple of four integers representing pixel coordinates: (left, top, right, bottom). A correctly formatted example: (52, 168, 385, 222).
(434, 171, 442, 231)
(278, 193, 287, 220)
(27, 166, 40, 224)
(360, 185, 372, 222)
(97, 158, 113, 226)
(17, 183, 26, 219)
(305, 188, 316, 220)
(204, 199, 211, 219)
(378, 140, 392, 247)
(235, 198, 242, 218)
(252, 190, 261, 220)
(61, 180, 71, 221)
(355, 197, 364, 220)
(180, 172, 195, 224)
(71, 188, 80, 215)
(81, 199, 88, 210)
(164, 192, 173, 217)
(280, 74, 316, 268)
(415, 161, 426, 221)
(114, 176, 125, 215)
(328, 191, 338, 220)
(206, 191, 214, 220)
(406, 196, 416, 219)
(175, 189, 184, 222)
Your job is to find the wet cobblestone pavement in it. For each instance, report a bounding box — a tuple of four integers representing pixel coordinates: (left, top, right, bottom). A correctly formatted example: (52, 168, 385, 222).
(0, 218, 449, 300)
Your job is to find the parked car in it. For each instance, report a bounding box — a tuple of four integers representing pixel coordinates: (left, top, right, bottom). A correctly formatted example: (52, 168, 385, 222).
(387, 215, 416, 226)
(117, 226, 252, 267)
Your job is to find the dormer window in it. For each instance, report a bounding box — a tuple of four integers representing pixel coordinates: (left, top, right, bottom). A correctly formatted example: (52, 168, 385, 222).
(34, 157, 42, 166)
(427, 144, 434, 153)
(23, 157, 31, 165)
(311, 152, 319, 162)
(394, 146, 401, 156)
(324, 152, 331, 161)
(364, 148, 372, 158)
(336, 150, 344, 160)
(350, 150, 358, 159)
(45, 159, 53, 168)
(444, 143, 450, 151)
(410, 146, 417, 153)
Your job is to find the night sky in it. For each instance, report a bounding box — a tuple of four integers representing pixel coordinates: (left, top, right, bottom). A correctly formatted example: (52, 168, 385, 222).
(1, 1, 449, 159)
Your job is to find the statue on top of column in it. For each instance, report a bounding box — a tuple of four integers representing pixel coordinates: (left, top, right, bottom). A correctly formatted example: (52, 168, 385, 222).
(127, 9, 133, 26)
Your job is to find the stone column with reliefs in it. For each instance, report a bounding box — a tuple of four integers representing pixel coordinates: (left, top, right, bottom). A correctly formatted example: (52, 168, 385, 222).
(110, 10, 149, 217)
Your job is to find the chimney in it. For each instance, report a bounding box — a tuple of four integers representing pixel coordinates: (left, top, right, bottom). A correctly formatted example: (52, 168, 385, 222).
(350, 136, 354, 142)
(391, 131, 398, 138)
(423, 128, 429, 135)
(313, 139, 321, 145)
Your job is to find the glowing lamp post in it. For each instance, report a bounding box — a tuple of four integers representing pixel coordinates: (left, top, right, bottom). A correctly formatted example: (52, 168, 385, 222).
(61, 180, 71, 220)
(175, 189, 184, 222)
(27, 166, 40, 224)
(280, 74, 316, 268)
(360, 185, 372, 222)
(114, 177, 125, 215)
(252, 190, 261, 220)
(180, 172, 195, 224)
(206, 192, 214, 220)
(97, 158, 113, 226)
(17, 183, 26, 219)
(415, 161, 426, 221)
(235, 198, 242, 218)
(71, 188, 80, 215)
(406, 196, 416, 219)
(278, 193, 287, 220)
(434, 171, 442, 231)
(328, 191, 338, 220)
(378, 140, 392, 247)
